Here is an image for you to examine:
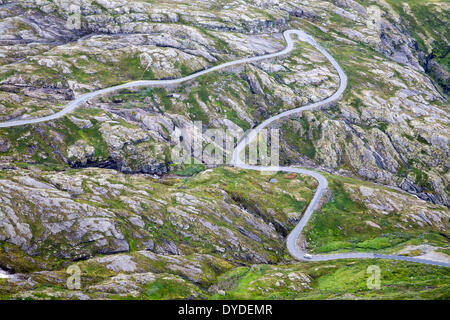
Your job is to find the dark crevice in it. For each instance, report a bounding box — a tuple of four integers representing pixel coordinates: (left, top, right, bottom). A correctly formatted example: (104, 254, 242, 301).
(229, 192, 289, 238)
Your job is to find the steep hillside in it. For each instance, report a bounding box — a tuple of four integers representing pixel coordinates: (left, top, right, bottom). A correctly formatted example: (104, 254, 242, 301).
(0, 0, 448, 300)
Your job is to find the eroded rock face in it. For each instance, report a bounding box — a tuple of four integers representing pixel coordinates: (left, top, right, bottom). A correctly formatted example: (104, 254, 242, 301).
(0, 0, 447, 206)
(0, 175, 130, 261)
(278, 52, 449, 205)
(2, 251, 447, 300)
(0, 136, 10, 152)
(348, 184, 449, 232)
(0, 0, 448, 301)
(0, 166, 319, 271)
(0, 249, 235, 299)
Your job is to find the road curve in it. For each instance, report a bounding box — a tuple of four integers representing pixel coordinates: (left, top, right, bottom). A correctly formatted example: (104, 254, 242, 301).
(0, 29, 448, 268)
(0, 30, 297, 128)
(232, 30, 450, 268)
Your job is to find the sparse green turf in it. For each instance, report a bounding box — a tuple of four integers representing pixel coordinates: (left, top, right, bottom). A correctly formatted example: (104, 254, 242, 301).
(143, 278, 201, 300)
(304, 174, 449, 254)
(211, 259, 450, 300)
(281, 117, 319, 159)
(175, 163, 206, 176)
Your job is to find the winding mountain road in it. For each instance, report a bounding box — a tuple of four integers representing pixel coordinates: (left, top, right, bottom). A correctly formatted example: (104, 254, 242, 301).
(0, 29, 448, 268)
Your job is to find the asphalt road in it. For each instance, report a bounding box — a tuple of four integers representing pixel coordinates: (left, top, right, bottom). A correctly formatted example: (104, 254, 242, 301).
(232, 30, 450, 268)
(0, 29, 448, 268)
(0, 30, 300, 128)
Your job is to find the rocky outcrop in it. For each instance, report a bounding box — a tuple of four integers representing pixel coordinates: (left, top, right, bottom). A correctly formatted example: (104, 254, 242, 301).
(0, 0, 449, 301)
(2, 0, 447, 205)
(0, 166, 319, 271)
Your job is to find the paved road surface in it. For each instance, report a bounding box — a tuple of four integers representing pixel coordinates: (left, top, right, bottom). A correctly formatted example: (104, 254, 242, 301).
(0, 29, 448, 268)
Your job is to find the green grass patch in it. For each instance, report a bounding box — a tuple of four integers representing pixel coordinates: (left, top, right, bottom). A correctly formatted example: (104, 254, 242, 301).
(175, 163, 206, 176)
(304, 174, 446, 254)
(144, 278, 198, 299)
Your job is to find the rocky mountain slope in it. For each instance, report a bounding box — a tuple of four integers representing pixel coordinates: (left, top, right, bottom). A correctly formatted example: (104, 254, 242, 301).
(0, 165, 448, 299)
(2, 254, 450, 300)
(0, 166, 318, 271)
(0, 0, 449, 299)
(0, 0, 448, 206)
